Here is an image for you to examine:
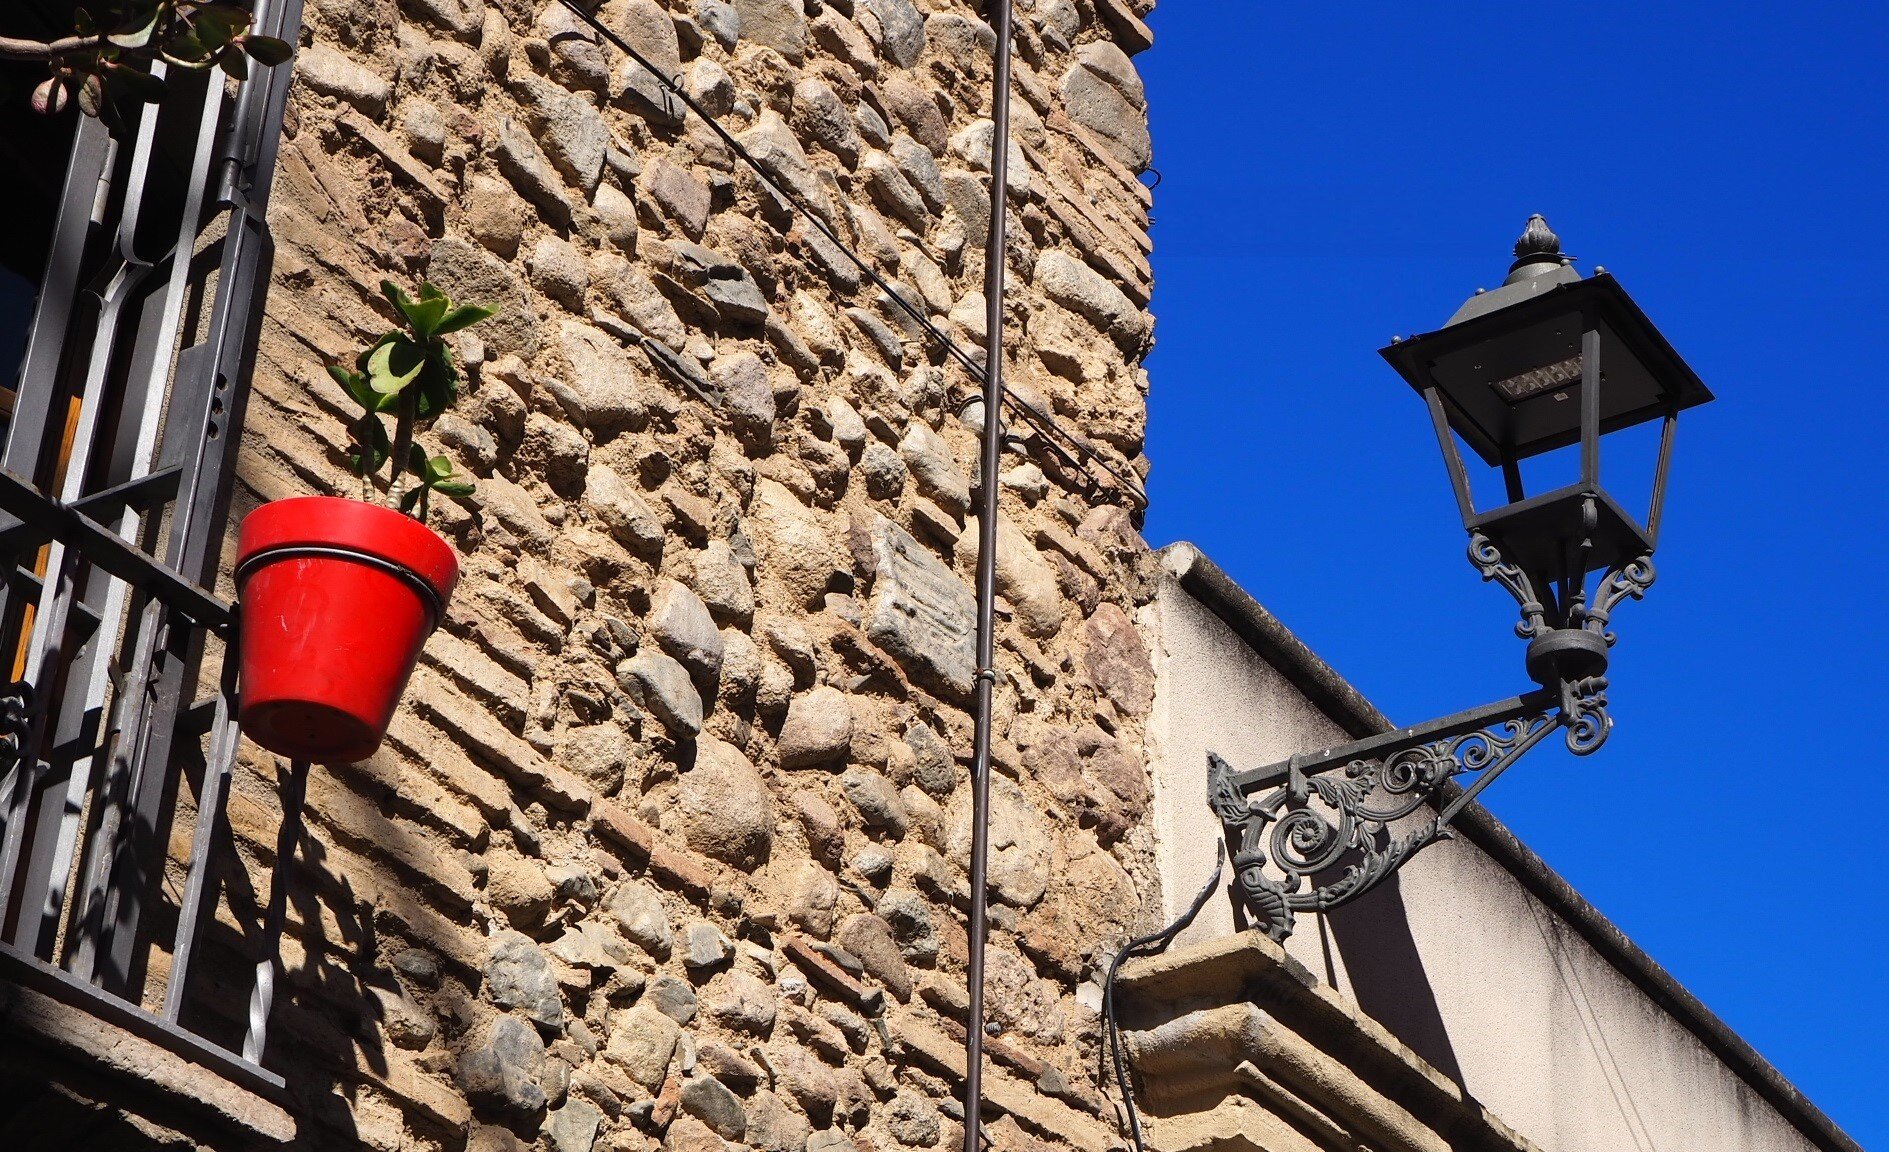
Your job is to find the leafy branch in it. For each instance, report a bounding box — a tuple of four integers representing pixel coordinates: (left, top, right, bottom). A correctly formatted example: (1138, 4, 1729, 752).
(4, 1, 292, 121)
(328, 282, 495, 522)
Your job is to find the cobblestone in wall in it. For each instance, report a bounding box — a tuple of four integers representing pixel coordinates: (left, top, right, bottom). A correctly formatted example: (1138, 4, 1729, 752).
(208, 0, 1161, 1147)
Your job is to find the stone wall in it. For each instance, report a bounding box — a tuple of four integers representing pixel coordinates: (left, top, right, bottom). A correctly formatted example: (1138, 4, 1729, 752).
(171, 0, 1162, 1147)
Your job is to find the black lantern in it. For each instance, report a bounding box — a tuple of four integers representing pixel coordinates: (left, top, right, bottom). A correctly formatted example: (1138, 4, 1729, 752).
(1380, 215, 1714, 686)
(1198, 217, 1716, 944)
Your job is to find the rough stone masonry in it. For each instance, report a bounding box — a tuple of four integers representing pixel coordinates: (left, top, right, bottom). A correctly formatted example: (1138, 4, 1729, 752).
(199, 0, 1163, 1147)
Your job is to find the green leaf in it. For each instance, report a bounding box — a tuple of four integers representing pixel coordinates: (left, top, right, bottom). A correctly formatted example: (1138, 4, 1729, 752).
(366, 336, 426, 395)
(424, 454, 454, 482)
(240, 34, 293, 66)
(399, 483, 427, 515)
(434, 480, 476, 499)
(77, 73, 106, 118)
(108, 9, 162, 49)
(218, 46, 249, 79)
(402, 294, 449, 340)
(106, 62, 169, 103)
(32, 78, 70, 117)
(418, 282, 446, 301)
(380, 280, 414, 310)
(158, 28, 213, 66)
(353, 334, 385, 374)
(413, 355, 458, 419)
(407, 443, 429, 475)
(327, 363, 378, 409)
(191, 6, 248, 49)
(431, 303, 499, 337)
(347, 413, 390, 476)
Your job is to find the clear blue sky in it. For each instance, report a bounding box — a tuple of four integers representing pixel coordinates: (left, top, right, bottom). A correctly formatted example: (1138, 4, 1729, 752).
(1137, 4, 1888, 1146)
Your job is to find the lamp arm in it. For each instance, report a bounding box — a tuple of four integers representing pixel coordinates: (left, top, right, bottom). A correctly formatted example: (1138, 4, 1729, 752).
(1205, 678, 1611, 943)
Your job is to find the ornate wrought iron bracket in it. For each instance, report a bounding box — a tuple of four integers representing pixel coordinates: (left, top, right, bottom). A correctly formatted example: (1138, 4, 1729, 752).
(1206, 529, 1653, 942)
(1469, 522, 1654, 656)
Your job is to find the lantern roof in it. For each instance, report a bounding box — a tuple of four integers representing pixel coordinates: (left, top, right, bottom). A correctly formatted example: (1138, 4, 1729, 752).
(1379, 217, 1714, 467)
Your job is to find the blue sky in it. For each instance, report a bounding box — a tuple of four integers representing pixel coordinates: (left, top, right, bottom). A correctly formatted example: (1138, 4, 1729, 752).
(1137, 3, 1888, 1146)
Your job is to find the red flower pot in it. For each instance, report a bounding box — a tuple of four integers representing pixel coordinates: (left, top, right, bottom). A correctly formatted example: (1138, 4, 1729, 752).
(236, 496, 458, 764)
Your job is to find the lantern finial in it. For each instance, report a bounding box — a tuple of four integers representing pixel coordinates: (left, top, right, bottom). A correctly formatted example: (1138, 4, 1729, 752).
(1506, 214, 1570, 283)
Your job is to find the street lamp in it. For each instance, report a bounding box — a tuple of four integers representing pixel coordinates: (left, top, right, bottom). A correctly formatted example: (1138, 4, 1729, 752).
(1206, 217, 1714, 941)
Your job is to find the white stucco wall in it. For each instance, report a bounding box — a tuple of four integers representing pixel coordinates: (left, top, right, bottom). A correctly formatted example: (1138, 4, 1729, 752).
(1141, 542, 1848, 1152)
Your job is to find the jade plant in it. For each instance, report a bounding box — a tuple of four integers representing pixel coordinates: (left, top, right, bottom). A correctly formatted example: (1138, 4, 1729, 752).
(1, 2, 292, 123)
(327, 281, 495, 521)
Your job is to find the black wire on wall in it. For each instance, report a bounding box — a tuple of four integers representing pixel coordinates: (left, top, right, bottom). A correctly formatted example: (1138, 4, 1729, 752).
(553, 0, 1147, 510)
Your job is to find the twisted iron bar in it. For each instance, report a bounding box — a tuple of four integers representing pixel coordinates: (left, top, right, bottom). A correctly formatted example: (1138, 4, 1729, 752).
(0, 681, 32, 764)
(242, 757, 308, 1065)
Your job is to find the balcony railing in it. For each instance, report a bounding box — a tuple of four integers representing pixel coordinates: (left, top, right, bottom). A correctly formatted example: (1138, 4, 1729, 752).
(0, 0, 304, 1094)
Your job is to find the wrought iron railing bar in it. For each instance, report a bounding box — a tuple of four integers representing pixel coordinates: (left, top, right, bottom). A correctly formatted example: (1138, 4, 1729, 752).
(64, 509, 231, 626)
(0, 557, 78, 936)
(0, 135, 115, 935)
(0, 118, 112, 522)
(52, 67, 226, 965)
(0, 468, 68, 537)
(242, 757, 308, 1064)
(66, 465, 185, 521)
(90, 0, 303, 992)
(163, 634, 241, 1022)
(70, 593, 171, 984)
(0, 122, 115, 935)
(0, 940, 285, 1095)
(4, 566, 43, 598)
(0, 87, 171, 945)
(177, 697, 220, 738)
(0, 471, 231, 628)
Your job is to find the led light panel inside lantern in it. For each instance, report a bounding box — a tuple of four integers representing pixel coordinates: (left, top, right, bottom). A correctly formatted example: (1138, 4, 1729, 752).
(1384, 274, 1712, 469)
(1426, 311, 1665, 467)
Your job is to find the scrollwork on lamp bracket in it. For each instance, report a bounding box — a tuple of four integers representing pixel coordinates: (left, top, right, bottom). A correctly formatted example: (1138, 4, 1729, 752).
(1205, 531, 1652, 943)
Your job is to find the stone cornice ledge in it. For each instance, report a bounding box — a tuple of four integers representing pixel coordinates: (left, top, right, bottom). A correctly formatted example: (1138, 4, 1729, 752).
(1117, 931, 1537, 1152)
(0, 954, 294, 1147)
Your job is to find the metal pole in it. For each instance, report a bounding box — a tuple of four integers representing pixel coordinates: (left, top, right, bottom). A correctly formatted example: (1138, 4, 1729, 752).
(242, 757, 308, 1065)
(163, 632, 243, 1022)
(964, 1, 1014, 1149)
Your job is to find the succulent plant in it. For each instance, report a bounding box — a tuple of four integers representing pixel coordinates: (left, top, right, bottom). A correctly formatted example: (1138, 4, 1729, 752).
(327, 282, 495, 521)
(4, 2, 293, 124)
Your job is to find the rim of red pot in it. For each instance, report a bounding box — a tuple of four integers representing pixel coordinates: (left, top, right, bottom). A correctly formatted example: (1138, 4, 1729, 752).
(236, 495, 459, 608)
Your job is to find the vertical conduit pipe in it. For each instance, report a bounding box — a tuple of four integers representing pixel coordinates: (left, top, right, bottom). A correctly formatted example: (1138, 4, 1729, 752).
(964, 0, 1015, 1149)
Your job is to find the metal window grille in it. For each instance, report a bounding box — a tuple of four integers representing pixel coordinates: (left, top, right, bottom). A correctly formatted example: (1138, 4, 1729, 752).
(0, 0, 303, 1091)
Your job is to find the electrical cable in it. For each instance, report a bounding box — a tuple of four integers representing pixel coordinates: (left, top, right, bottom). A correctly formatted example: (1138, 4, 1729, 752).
(558, 7, 1159, 1142)
(1101, 842, 1226, 1152)
(554, 0, 1145, 509)
(962, 0, 1014, 1145)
